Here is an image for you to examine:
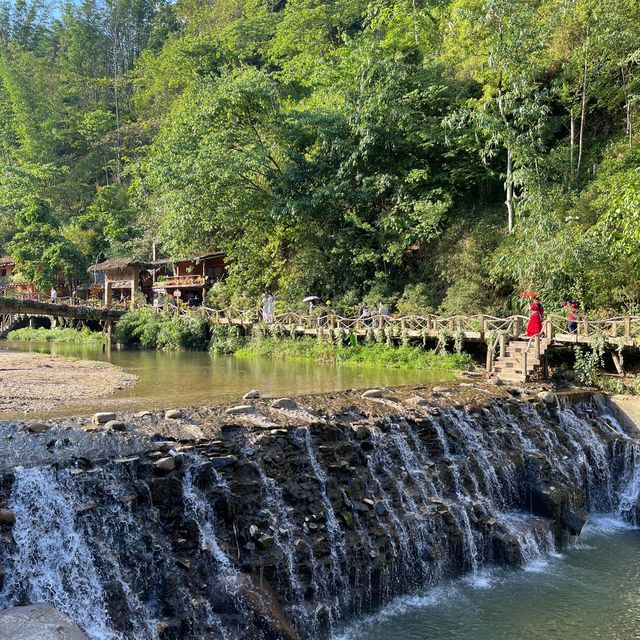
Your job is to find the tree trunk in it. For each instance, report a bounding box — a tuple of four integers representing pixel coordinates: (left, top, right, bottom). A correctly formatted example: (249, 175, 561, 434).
(577, 34, 589, 177)
(506, 147, 514, 233)
(570, 112, 576, 179)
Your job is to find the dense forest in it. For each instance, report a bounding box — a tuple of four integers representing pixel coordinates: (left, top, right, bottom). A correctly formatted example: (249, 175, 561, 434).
(1, 0, 639, 315)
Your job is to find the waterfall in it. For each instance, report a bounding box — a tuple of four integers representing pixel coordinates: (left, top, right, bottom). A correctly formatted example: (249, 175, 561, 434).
(0, 396, 639, 639)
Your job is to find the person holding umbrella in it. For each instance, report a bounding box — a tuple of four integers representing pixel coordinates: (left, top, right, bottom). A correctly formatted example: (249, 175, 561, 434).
(303, 295, 319, 318)
(521, 292, 544, 337)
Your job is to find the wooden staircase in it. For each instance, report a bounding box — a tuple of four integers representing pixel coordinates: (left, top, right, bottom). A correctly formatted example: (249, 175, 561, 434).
(492, 335, 550, 383)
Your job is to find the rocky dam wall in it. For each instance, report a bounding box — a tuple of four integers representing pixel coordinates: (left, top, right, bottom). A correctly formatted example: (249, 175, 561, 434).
(0, 386, 639, 639)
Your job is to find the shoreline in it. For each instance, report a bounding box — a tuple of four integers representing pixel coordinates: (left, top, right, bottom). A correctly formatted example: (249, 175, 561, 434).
(0, 350, 138, 415)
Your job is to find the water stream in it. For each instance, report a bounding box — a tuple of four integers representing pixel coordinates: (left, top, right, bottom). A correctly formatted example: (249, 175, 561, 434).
(0, 340, 451, 418)
(0, 397, 638, 639)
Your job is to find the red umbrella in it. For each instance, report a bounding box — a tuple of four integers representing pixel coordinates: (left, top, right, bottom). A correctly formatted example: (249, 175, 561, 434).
(518, 292, 540, 298)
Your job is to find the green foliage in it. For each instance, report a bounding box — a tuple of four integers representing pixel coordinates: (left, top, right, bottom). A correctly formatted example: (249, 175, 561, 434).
(2, 0, 640, 319)
(573, 346, 601, 386)
(209, 325, 245, 355)
(114, 308, 207, 351)
(235, 336, 471, 370)
(7, 326, 105, 343)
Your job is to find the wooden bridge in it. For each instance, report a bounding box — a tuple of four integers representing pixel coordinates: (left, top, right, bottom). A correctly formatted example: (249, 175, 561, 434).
(0, 296, 123, 339)
(197, 307, 640, 382)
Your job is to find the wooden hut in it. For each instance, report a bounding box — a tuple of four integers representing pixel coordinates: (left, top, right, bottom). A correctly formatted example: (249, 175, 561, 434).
(151, 252, 225, 304)
(90, 258, 154, 306)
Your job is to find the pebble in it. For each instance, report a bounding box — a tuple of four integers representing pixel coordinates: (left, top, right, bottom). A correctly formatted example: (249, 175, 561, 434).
(361, 389, 383, 399)
(92, 412, 116, 424)
(271, 398, 297, 410)
(243, 389, 260, 399)
(165, 410, 183, 420)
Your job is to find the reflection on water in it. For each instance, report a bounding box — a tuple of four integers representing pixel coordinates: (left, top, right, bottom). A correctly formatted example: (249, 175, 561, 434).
(335, 517, 640, 640)
(1, 341, 452, 417)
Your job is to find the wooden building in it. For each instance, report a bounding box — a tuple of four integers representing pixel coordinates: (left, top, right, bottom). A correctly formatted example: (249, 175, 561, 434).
(151, 252, 225, 303)
(0, 256, 36, 296)
(90, 258, 154, 306)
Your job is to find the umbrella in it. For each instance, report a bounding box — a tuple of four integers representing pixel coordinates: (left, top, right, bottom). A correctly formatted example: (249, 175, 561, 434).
(518, 292, 540, 298)
(303, 296, 319, 302)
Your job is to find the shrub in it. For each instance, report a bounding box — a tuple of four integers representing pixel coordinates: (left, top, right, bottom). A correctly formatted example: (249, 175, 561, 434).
(209, 325, 245, 354)
(396, 283, 436, 316)
(7, 326, 104, 344)
(156, 313, 208, 351)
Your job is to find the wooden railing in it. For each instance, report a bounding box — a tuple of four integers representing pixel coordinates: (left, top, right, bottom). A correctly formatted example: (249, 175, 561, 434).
(193, 307, 640, 344)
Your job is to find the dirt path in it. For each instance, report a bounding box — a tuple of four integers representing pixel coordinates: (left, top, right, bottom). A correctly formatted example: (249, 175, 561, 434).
(0, 351, 137, 415)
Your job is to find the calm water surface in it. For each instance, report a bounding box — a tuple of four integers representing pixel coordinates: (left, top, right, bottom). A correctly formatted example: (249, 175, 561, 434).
(1, 340, 452, 417)
(336, 518, 640, 640)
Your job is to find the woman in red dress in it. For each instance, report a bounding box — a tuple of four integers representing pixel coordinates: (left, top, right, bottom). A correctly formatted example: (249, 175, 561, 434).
(526, 298, 544, 337)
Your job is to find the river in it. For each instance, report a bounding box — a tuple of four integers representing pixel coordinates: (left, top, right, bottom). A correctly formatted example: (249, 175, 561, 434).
(0, 340, 452, 416)
(336, 517, 640, 640)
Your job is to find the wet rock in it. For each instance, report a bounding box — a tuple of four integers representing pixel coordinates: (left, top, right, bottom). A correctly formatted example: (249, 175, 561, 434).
(154, 456, 176, 473)
(374, 502, 387, 516)
(225, 405, 256, 416)
(164, 409, 183, 420)
(134, 410, 153, 418)
(340, 511, 354, 528)
(210, 455, 238, 469)
(92, 412, 116, 424)
(0, 508, 16, 526)
(26, 422, 49, 434)
(271, 398, 297, 410)
(257, 533, 275, 549)
(432, 386, 451, 394)
(243, 389, 260, 399)
(104, 420, 127, 432)
(562, 505, 587, 535)
(0, 603, 90, 639)
(361, 389, 383, 399)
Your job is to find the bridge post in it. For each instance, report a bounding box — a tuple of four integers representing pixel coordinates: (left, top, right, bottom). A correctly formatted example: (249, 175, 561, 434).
(105, 320, 113, 351)
(625, 317, 631, 338)
(513, 317, 522, 338)
(499, 334, 507, 358)
(485, 344, 493, 373)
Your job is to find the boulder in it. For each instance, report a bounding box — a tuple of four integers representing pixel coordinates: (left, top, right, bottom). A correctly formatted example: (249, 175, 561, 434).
(134, 410, 153, 418)
(0, 603, 90, 639)
(271, 398, 297, 410)
(225, 405, 256, 416)
(164, 410, 183, 420)
(432, 386, 451, 394)
(26, 422, 49, 434)
(0, 508, 16, 526)
(154, 457, 176, 473)
(104, 420, 127, 432)
(361, 389, 383, 399)
(538, 391, 556, 405)
(243, 389, 260, 399)
(92, 412, 116, 424)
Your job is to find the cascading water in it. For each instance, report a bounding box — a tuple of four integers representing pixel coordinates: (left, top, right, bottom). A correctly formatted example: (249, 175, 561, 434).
(0, 395, 639, 640)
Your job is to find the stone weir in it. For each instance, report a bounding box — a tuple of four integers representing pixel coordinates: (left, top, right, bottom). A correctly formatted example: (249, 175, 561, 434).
(0, 386, 639, 640)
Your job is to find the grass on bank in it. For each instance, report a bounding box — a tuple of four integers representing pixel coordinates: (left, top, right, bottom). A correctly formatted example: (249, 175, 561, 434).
(235, 336, 471, 370)
(7, 326, 105, 344)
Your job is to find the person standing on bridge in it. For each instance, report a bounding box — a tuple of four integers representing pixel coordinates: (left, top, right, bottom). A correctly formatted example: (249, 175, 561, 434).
(50, 286, 57, 304)
(525, 296, 544, 337)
